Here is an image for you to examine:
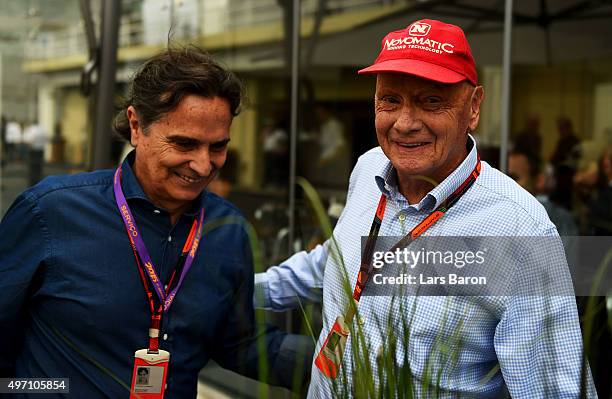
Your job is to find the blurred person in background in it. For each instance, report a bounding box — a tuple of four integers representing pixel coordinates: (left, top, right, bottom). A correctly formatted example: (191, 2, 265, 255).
(508, 150, 577, 236)
(314, 104, 351, 188)
(551, 116, 581, 210)
(585, 146, 612, 234)
(5, 118, 22, 162)
(207, 149, 239, 199)
(0, 46, 311, 398)
(574, 134, 612, 235)
(574, 133, 612, 399)
(23, 121, 48, 186)
(573, 140, 605, 231)
(513, 115, 542, 163)
(510, 148, 611, 398)
(0, 115, 7, 167)
(262, 114, 289, 188)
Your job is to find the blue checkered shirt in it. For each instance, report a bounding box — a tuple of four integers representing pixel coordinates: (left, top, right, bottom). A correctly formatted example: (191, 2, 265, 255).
(255, 136, 596, 398)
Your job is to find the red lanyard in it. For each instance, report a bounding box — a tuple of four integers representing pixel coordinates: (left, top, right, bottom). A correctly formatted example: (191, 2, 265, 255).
(131, 221, 198, 352)
(314, 155, 482, 379)
(113, 167, 205, 352)
(353, 154, 481, 302)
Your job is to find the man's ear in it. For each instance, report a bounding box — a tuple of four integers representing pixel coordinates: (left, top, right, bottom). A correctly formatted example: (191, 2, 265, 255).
(468, 86, 484, 132)
(126, 106, 141, 147)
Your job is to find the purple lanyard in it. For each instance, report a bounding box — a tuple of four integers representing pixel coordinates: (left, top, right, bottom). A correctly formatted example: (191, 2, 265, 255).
(113, 167, 204, 313)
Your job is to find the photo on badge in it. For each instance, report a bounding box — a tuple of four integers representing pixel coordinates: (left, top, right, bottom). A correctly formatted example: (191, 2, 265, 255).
(136, 367, 150, 386)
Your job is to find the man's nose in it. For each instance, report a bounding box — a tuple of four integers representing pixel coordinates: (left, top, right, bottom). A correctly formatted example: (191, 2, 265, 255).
(394, 104, 423, 133)
(189, 148, 213, 177)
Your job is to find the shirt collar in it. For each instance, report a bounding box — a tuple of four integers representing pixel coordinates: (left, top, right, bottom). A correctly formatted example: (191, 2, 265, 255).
(120, 151, 206, 217)
(375, 134, 478, 212)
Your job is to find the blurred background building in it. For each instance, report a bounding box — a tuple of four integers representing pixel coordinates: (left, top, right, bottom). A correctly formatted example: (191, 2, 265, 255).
(1, 0, 611, 397)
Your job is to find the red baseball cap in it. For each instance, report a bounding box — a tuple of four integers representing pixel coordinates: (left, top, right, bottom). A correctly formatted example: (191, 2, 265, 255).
(358, 19, 478, 86)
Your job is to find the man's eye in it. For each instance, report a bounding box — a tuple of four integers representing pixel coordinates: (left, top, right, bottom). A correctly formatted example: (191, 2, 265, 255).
(210, 142, 228, 152)
(377, 96, 400, 109)
(380, 96, 399, 104)
(174, 141, 197, 150)
(422, 96, 443, 109)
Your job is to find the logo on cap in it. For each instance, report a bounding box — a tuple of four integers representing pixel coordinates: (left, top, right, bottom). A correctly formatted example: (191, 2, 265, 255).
(408, 22, 431, 37)
(358, 19, 478, 86)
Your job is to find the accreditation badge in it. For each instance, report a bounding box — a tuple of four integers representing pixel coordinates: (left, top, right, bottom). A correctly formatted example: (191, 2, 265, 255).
(129, 349, 170, 399)
(314, 316, 349, 379)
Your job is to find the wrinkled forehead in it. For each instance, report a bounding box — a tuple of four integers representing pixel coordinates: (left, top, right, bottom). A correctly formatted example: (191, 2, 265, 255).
(375, 72, 471, 95)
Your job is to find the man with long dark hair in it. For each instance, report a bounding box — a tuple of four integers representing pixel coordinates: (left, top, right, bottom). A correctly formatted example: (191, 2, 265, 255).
(0, 46, 310, 398)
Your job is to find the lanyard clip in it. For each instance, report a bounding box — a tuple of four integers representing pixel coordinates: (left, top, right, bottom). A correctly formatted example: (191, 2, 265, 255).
(148, 314, 162, 353)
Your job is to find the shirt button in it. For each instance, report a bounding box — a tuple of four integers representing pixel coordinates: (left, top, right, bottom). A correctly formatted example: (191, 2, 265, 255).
(167, 236, 172, 242)
(163, 334, 168, 341)
(358, 317, 365, 326)
(153, 209, 160, 214)
(398, 213, 406, 221)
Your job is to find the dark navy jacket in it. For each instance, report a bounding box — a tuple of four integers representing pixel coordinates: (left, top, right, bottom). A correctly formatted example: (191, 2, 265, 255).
(0, 154, 294, 398)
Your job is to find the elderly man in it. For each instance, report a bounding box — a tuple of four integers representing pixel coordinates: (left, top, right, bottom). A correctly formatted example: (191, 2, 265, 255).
(256, 20, 596, 397)
(0, 47, 309, 398)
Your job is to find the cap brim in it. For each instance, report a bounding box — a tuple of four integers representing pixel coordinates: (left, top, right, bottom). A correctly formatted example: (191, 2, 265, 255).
(358, 58, 467, 84)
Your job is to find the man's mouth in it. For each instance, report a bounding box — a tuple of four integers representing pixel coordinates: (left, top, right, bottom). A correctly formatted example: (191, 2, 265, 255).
(395, 141, 430, 149)
(175, 172, 206, 184)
